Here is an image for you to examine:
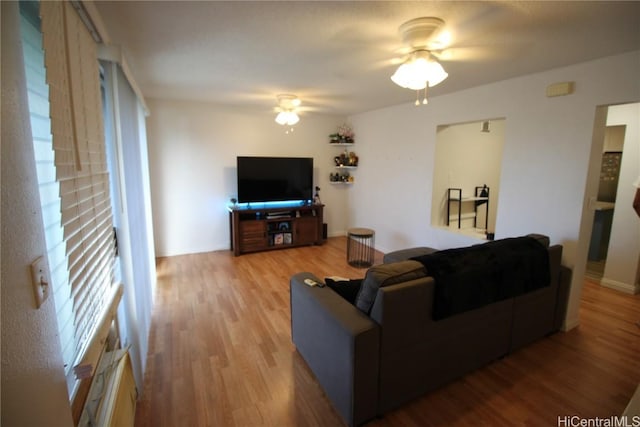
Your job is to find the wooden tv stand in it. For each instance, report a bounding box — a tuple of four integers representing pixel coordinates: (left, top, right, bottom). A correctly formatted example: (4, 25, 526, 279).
(229, 204, 324, 256)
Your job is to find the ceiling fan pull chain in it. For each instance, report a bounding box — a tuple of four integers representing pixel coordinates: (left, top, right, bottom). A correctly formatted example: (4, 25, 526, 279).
(415, 90, 420, 106)
(422, 86, 429, 105)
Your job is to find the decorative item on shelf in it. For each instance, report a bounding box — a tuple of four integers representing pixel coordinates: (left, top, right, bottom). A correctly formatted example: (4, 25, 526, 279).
(329, 123, 354, 144)
(313, 186, 321, 205)
(230, 197, 238, 208)
(335, 150, 358, 167)
(274, 233, 284, 245)
(476, 184, 489, 207)
(278, 222, 290, 231)
(329, 172, 354, 183)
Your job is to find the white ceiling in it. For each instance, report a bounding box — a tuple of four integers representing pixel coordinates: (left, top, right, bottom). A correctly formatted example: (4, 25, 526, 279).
(94, 1, 640, 116)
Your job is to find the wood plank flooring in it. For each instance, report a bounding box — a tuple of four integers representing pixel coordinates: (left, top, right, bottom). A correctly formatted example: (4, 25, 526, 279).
(135, 237, 640, 427)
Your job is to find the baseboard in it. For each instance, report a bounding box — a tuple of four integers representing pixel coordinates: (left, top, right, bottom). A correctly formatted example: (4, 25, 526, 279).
(600, 278, 640, 295)
(328, 231, 346, 238)
(562, 316, 580, 332)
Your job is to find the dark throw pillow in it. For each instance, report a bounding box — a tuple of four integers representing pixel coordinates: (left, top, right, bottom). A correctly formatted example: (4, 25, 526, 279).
(325, 278, 363, 305)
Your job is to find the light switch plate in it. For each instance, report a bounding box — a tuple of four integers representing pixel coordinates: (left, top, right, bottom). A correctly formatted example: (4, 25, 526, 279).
(31, 256, 50, 308)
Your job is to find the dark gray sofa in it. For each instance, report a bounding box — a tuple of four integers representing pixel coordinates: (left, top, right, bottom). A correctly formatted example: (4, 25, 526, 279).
(290, 235, 571, 427)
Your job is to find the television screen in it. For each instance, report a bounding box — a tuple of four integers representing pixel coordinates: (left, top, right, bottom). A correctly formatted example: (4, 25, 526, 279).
(237, 156, 313, 204)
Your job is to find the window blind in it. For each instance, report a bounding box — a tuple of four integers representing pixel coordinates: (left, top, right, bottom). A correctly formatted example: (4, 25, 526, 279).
(40, 0, 116, 394)
(19, 1, 77, 386)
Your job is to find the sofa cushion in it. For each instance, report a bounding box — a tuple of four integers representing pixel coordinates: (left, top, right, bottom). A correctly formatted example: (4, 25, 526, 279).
(325, 278, 363, 304)
(355, 260, 427, 314)
(411, 236, 550, 320)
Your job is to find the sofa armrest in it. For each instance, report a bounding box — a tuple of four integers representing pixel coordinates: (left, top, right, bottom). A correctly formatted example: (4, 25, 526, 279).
(290, 273, 380, 427)
(554, 265, 572, 331)
(383, 247, 438, 264)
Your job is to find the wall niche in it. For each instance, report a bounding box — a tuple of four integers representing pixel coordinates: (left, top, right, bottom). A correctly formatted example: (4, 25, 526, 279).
(431, 118, 506, 239)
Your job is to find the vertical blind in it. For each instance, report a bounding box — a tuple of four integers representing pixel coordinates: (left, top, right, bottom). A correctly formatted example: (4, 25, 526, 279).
(40, 0, 116, 394)
(101, 61, 156, 388)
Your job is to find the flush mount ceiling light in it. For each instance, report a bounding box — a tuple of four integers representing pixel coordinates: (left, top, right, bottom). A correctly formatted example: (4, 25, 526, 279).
(275, 94, 301, 126)
(391, 17, 449, 105)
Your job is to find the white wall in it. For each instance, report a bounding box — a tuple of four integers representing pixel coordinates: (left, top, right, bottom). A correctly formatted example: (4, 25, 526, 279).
(1, 3, 74, 425)
(602, 103, 640, 293)
(146, 98, 347, 257)
(348, 51, 640, 329)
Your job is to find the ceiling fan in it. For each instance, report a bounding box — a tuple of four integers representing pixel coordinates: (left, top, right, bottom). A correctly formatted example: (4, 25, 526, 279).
(397, 17, 451, 54)
(390, 17, 453, 105)
(274, 94, 301, 125)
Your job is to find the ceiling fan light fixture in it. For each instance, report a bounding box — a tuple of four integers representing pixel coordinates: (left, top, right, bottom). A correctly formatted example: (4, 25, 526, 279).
(391, 17, 450, 105)
(275, 110, 300, 126)
(275, 94, 301, 126)
(391, 50, 448, 91)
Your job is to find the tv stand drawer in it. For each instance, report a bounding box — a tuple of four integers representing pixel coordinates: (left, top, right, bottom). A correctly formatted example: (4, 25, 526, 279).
(241, 221, 265, 234)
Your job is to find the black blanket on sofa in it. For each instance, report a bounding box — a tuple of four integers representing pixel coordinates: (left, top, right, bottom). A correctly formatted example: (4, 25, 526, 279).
(411, 237, 550, 320)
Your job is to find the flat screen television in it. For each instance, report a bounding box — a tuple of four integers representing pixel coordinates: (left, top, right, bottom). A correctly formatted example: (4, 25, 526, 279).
(237, 156, 314, 204)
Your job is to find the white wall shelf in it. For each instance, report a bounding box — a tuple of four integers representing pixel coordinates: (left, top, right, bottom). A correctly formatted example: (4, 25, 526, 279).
(330, 141, 358, 184)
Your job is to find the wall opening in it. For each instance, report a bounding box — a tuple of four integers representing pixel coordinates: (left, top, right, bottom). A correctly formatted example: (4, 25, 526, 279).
(581, 103, 640, 295)
(431, 118, 506, 239)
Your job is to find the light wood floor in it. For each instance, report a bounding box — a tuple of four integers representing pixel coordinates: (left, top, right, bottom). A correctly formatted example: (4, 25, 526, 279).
(135, 237, 640, 427)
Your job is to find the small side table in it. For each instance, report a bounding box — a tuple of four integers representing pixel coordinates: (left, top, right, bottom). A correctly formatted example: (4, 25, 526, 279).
(347, 228, 375, 268)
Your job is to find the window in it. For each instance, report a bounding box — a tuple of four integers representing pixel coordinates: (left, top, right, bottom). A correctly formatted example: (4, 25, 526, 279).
(20, 0, 118, 400)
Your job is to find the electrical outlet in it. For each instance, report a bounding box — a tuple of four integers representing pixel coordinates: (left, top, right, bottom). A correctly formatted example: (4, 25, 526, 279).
(31, 256, 50, 308)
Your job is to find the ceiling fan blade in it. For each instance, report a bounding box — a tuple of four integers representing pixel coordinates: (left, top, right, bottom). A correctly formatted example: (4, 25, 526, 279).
(433, 46, 504, 62)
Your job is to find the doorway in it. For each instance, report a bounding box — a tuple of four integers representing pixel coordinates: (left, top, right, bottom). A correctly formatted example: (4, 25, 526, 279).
(586, 126, 625, 280)
(582, 103, 640, 294)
